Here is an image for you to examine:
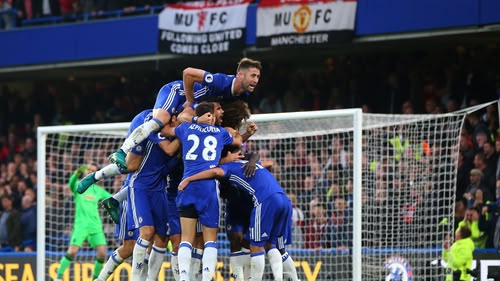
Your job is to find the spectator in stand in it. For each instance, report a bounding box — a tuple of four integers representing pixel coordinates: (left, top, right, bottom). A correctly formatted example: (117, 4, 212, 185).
(59, 0, 78, 18)
(383, 71, 408, 114)
(463, 169, 493, 208)
(77, 0, 93, 15)
(460, 130, 476, 169)
(20, 193, 36, 251)
(482, 141, 497, 173)
(324, 197, 351, 280)
(24, 186, 35, 202)
(12, 179, 29, 208)
(401, 100, 415, 114)
(317, 164, 341, 197)
(456, 131, 476, 197)
(325, 196, 352, 250)
(298, 175, 318, 218)
(475, 131, 489, 152)
(30, 113, 44, 138)
(454, 199, 467, 232)
(485, 105, 500, 139)
(6, 132, 21, 162)
(325, 180, 343, 206)
(446, 98, 460, 113)
(470, 188, 486, 210)
(288, 192, 304, 249)
(0, 0, 15, 29)
(34, 0, 60, 18)
(0, 194, 22, 252)
(423, 98, 438, 114)
(478, 200, 498, 249)
(94, 0, 121, 16)
(473, 152, 496, 196)
(304, 202, 329, 250)
(0, 136, 9, 163)
(456, 207, 486, 249)
(14, 0, 35, 22)
(307, 149, 323, 180)
(467, 112, 489, 149)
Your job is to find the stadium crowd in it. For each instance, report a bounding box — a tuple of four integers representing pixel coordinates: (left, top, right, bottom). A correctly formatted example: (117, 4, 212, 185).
(0, 45, 499, 255)
(0, 0, 178, 29)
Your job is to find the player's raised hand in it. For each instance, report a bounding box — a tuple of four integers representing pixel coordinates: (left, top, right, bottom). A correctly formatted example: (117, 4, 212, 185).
(246, 122, 258, 135)
(242, 162, 256, 177)
(197, 112, 213, 125)
(74, 165, 89, 177)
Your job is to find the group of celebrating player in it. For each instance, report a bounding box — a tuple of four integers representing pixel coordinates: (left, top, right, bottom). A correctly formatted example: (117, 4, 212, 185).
(54, 58, 301, 281)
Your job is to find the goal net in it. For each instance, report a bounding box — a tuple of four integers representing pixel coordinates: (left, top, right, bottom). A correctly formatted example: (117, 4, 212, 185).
(246, 108, 468, 281)
(37, 105, 478, 281)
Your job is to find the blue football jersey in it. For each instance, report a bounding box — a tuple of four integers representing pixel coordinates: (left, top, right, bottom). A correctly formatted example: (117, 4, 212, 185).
(155, 80, 208, 111)
(174, 122, 234, 179)
(127, 110, 179, 191)
(219, 161, 285, 205)
(194, 72, 251, 102)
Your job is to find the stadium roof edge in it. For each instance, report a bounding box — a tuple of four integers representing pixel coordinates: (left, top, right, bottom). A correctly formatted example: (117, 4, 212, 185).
(2, 24, 500, 78)
(0, 53, 182, 74)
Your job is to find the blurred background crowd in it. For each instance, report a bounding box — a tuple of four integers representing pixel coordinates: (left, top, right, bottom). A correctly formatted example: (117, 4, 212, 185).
(0, 43, 499, 252)
(0, 0, 179, 29)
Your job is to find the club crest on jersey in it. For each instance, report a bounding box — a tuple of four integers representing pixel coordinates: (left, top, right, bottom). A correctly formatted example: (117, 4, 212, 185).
(383, 255, 413, 281)
(205, 74, 213, 83)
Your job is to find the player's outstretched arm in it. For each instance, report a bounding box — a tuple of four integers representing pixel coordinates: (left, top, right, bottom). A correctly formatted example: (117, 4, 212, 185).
(178, 110, 214, 124)
(241, 121, 258, 142)
(69, 165, 88, 192)
(125, 152, 143, 172)
(182, 67, 205, 108)
(225, 127, 243, 147)
(242, 151, 260, 177)
(158, 139, 181, 157)
(178, 168, 225, 191)
(160, 125, 177, 138)
(219, 151, 244, 165)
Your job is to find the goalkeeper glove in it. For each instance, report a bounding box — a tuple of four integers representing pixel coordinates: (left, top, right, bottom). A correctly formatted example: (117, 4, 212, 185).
(74, 165, 89, 177)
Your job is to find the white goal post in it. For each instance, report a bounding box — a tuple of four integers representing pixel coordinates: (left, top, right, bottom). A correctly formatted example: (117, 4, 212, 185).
(37, 105, 478, 281)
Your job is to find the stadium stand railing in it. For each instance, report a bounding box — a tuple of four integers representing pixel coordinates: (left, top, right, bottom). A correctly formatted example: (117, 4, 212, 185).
(0, 5, 164, 29)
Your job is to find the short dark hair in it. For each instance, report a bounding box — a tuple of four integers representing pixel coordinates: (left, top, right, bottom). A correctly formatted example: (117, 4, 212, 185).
(458, 226, 472, 239)
(237, 58, 262, 73)
(195, 102, 214, 117)
(221, 145, 241, 158)
(90, 162, 100, 170)
(221, 100, 251, 130)
(0, 194, 13, 202)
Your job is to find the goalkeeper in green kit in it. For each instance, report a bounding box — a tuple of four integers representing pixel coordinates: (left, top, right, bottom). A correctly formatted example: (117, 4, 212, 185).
(54, 163, 112, 281)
